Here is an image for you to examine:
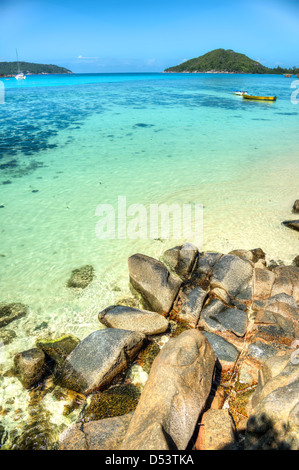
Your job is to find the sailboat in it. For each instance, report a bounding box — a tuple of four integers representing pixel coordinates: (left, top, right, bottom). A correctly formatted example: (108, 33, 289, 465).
(15, 49, 26, 80)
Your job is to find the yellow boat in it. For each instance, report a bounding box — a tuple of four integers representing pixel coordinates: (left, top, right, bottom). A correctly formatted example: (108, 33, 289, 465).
(243, 94, 277, 101)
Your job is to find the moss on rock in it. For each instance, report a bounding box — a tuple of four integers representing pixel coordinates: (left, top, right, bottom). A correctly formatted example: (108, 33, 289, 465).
(82, 384, 141, 422)
(36, 335, 80, 367)
(135, 341, 161, 374)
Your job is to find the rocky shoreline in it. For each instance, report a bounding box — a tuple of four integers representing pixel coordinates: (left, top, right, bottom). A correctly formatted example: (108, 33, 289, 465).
(1, 205, 299, 450)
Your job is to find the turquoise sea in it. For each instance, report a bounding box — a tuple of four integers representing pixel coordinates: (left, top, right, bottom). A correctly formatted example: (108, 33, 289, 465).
(0, 72, 299, 446)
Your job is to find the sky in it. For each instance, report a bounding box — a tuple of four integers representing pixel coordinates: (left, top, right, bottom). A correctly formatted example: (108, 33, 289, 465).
(0, 0, 299, 73)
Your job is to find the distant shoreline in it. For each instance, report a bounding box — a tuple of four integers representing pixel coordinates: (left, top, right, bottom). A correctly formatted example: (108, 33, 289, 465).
(0, 61, 73, 77)
(163, 70, 297, 75)
(0, 72, 73, 78)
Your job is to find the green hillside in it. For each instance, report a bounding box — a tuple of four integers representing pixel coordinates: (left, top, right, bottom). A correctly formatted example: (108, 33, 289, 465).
(164, 49, 297, 74)
(0, 62, 72, 76)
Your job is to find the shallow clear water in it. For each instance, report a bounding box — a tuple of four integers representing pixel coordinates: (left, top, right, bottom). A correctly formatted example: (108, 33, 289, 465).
(0, 72, 298, 444)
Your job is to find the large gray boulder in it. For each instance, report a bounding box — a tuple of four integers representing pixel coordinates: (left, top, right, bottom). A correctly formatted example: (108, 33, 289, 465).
(209, 254, 253, 302)
(128, 253, 182, 315)
(192, 252, 222, 281)
(271, 265, 299, 303)
(200, 299, 248, 338)
(57, 329, 145, 395)
(195, 409, 237, 450)
(202, 331, 239, 371)
(175, 286, 208, 327)
(120, 329, 216, 450)
(253, 268, 276, 301)
(14, 348, 46, 389)
(199, 299, 227, 333)
(59, 413, 133, 450)
(209, 307, 248, 338)
(245, 351, 299, 450)
(161, 242, 198, 279)
(98, 305, 169, 335)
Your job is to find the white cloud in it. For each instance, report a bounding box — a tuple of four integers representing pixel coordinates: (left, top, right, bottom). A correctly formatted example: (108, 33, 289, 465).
(77, 55, 99, 60)
(145, 58, 156, 67)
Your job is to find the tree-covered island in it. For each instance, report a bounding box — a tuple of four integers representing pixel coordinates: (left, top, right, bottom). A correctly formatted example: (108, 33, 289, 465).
(0, 61, 73, 77)
(164, 49, 299, 74)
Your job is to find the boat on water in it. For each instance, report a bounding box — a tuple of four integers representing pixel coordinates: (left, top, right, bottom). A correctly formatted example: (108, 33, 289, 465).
(243, 94, 277, 102)
(233, 91, 248, 96)
(15, 72, 26, 80)
(15, 49, 26, 80)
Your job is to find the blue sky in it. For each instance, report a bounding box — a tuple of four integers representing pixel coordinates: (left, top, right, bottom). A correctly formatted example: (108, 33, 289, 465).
(1, 0, 298, 72)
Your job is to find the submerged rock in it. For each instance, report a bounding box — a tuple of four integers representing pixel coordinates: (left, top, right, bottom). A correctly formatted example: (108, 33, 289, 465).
(128, 253, 182, 315)
(57, 329, 145, 395)
(98, 305, 169, 335)
(67, 265, 94, 289)
(14, 348, 46, 389)
(120, 330, 216, 450)
(282, 220, 299, 232)
(292, 200, 299, 213)
(9, 406, 59, 450)
(0, 328, 16, 345)
(0, 303, 28, 328)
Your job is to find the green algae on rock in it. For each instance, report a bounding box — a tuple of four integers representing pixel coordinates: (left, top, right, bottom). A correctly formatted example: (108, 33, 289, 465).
(36, 335, 81, 367)
(135, 340, 161, 374)
(169, 320, 191, 338)
(81, 384, 141, 422)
